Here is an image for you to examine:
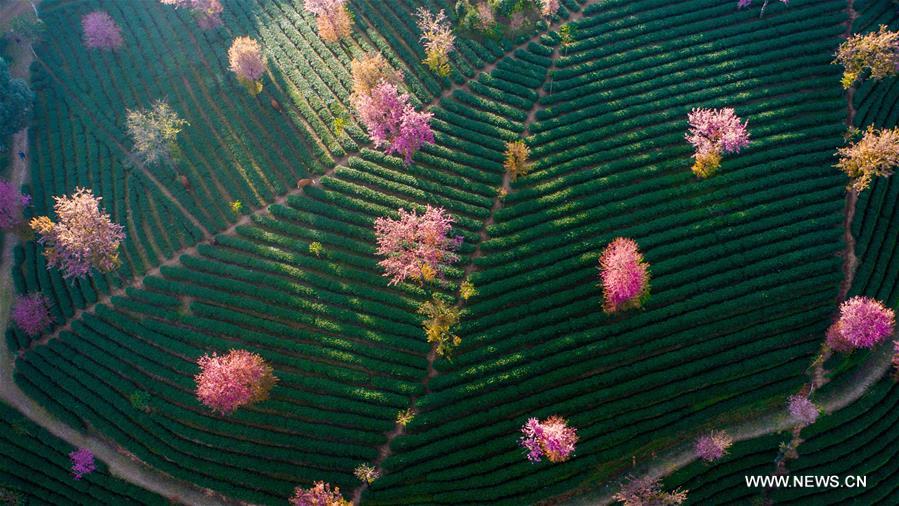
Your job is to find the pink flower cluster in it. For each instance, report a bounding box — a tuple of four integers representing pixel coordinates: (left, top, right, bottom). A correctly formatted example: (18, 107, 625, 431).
(686, 107, 750, 157)
(12, 293, 53, 337)
(540, 0, 561, 17)
(81, 11, 123, 50)
(69, 448, 95, 480)
(519, 416, 578, 463)
(374, 206, 462, 285)
(195, 349, 276, 415)
(614, 476, 688, 506)
(827, 296, 895, 350)
(30, 188, 125, 279)
(353, 82, 434, 164)
(160, 0, 223, 29)
(0, 179, 30, 230)
(788, 394, 818, 426)
(694, 430, 733, 462)
(599, 238, 650, 313)
(289, 481, 350, 506)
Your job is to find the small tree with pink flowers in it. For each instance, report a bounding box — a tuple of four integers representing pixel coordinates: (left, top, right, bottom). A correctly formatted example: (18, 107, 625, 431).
(614, 476, 687, 506)
(374, 206, 462, 286)
(352, 82, 434, 164)
(30, 188, 125, 280)
(540, 0, 561, 17)
(12, 293, 53, 337)
(228, 37, 266, 95)
(827, 296, 895, 351)
(0, 179, 30, 231)
(160, 0, 223, 30)
(69, 448, 96, 480)
(788, 394, 819, 427)
(598, 238, 650, 314)
(290, 481, 351, 506)
(519, 416, 578, 463)
(694, 430, 733, 462)
(685, 107, 750, 178)
(195, 349, 277, 415)
(81, 11, 123, 50)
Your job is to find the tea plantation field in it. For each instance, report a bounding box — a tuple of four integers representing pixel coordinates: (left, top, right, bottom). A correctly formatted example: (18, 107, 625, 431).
(2, 0, 898, 504)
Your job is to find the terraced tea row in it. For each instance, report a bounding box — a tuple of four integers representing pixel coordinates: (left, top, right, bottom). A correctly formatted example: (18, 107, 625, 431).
(11, 31, 551, 503)
(0, 401, 166, 505)
(362, 1, 851, 504)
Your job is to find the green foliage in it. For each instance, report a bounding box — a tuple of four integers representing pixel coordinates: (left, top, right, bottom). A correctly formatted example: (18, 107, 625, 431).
(0, 57, 33, 142)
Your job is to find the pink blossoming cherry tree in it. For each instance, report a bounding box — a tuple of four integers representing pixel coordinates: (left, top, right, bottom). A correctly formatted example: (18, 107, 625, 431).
(685, 107, 750, 178)
(694, 430, 733, 462)
(788, 394, 819, 426)
(30, 188, 125, 280)
(81, 11, 123, 50)
(373, 206, 462, 285)
(289, 481, 351, 506)
(69, 448, 95, 480)
(614, 476, 688, 505)
(353, 82, 434, 164)
(195, 349, 277, 415)
(598, 237, 650, 314)
(826, 296, 895, 351)
(12, 293, 53, 337)
(519, 416, 578, 463)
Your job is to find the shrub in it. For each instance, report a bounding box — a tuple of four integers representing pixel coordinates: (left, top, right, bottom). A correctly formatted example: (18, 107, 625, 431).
(354, 463, 380, 484)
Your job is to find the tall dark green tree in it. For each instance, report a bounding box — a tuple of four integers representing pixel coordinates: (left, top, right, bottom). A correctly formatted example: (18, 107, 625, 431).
(0, 57, 34, 141)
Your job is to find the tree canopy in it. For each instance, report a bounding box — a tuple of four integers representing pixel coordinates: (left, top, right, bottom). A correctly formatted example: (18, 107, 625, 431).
(0, 57, 34, 142)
